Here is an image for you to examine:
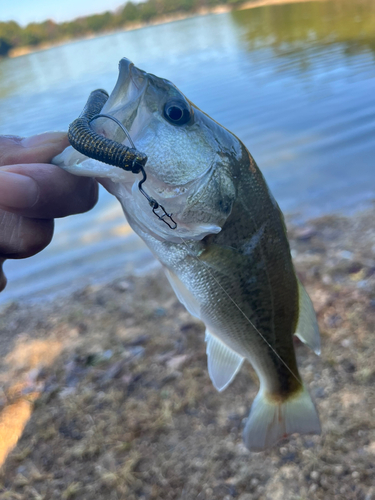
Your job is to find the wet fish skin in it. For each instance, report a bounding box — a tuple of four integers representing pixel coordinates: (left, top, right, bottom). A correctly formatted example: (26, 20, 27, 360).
(54, 58, 321, 451)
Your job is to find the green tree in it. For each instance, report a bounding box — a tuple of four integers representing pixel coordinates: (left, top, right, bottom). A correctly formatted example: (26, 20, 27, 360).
(121, 2, 141, 23)
(177, 0, 197, 13)
(0, 38, 11, 56)
(60, 19, 87, 38)
(21, 23, 47, 46)
(0, 21, 22, 56)
(39, 20, 61, 41)
(138, 0, 158, 22)
(85, 12, 114, 33)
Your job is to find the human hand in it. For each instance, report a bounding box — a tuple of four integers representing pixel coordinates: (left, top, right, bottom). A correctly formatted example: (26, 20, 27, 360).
(0, 132, 98, 292)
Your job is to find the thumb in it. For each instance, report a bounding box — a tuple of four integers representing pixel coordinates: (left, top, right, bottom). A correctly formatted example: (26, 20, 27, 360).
(0, 132, 69, 167)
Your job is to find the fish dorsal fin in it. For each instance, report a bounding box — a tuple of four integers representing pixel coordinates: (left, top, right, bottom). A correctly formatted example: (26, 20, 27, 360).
(164, 268, 201, 319)
(294, 279, 321, 355)
(205, 331, 244, 392)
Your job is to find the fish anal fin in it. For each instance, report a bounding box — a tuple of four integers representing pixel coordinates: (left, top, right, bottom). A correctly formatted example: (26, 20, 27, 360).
(243, 385, 321, 452)
(164, 268, 200, 319)
(295, 279, 321, 355)
(206, 331, 244, 392)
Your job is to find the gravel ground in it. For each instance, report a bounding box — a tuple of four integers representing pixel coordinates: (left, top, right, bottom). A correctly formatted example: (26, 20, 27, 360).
(0, 209, 374, 500)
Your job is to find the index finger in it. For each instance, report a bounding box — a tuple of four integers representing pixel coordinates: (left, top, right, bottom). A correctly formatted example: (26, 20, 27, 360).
(0, 132, 98, 219)
(0, 164, 98, 219)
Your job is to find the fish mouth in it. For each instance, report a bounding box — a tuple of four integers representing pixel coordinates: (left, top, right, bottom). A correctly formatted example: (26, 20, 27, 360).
(92, 58, 148, 145)
(118, 58, 148, 98)
(113, 58, 148, 112)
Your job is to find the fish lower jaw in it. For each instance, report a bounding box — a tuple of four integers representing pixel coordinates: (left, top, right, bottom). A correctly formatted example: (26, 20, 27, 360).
(113, 183, 222, 242)
(124, 205, 221, 244)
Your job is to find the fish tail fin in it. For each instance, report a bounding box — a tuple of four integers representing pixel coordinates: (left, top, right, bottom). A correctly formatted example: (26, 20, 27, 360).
(243, 385, 321, 452)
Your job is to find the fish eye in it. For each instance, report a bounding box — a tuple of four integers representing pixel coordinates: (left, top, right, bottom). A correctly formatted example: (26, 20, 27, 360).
(163, 99, 191, 125)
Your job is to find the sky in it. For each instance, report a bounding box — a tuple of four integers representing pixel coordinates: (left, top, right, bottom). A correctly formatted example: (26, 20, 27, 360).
(0, 0, 133, 26)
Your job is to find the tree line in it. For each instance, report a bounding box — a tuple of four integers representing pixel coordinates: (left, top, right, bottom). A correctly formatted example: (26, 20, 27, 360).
(0, 0, 244, 57)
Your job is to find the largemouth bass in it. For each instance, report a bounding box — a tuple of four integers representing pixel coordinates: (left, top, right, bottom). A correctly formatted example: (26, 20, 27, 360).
(54, 58, 321, 451)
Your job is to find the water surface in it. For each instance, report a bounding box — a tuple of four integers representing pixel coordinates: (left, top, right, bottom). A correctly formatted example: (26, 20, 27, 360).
(0, 0, 374, 304)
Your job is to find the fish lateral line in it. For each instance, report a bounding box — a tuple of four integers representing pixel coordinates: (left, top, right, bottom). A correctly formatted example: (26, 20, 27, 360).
(178, 236, 303, 388)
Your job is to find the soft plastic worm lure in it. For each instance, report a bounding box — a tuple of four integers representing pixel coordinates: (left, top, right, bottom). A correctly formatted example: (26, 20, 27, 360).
(68, 89, 177, 229)
(68, 89, 147, 174)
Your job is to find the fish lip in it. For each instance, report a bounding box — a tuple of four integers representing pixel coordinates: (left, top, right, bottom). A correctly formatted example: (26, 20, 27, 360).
(118, 57, 134, 84)
(119, 57, 133, 68)
(95, 58, 148, 143)
(118, 58, 148, 97)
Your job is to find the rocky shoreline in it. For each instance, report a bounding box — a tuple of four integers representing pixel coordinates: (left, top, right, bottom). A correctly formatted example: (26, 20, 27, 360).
(0, 208, 374, 499)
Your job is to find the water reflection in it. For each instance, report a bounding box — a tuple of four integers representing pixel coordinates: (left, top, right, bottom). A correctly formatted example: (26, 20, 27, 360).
(233, 0, 375, 59)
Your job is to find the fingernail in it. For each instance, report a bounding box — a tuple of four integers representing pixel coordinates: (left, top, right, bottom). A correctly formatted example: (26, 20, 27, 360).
(0, 171, 39, 209)
(21, 132, 68, 148)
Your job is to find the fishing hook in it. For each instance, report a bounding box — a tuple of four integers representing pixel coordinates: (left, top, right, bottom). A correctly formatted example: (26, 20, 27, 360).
(89, 112, 177, 230)
(137, 168, 177, 230)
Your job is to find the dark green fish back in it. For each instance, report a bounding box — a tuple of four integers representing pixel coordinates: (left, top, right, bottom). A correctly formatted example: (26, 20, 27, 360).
(200, 147, 300, 397)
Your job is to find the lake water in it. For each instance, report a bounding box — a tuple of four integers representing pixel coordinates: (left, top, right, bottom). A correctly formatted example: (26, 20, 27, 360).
(0, 0, 374, 305)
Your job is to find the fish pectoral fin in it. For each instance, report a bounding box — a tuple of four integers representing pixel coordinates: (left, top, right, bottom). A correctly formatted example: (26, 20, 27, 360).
(205, 331, 244, 392)
(243, 386, 321, 452)
(294, 279, 321, 355)
(164, 268, 201, 319)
